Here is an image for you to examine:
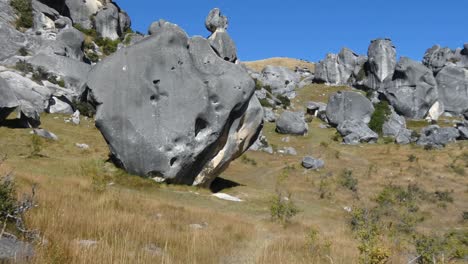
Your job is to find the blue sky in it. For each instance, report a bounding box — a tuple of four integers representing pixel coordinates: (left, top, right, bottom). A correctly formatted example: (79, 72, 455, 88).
(116, 0, 468, 62)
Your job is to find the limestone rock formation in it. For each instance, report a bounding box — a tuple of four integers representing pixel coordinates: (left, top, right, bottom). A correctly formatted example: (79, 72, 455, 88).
(95, 3, 120, 40)
(302, 156, 324, 170)
(435, 65, 468, 115)
(275, 111, 308, 135)
(365, 39, 397, 90)
(258, 65, 300, 97)
(206, 8, 236, 62)
(337, 120, 379, 144)
(417, 125, 459, 149)
(85, 21, 261, 186)
(325, 91, 374, 127)
(382, 57, 438, 119)
(423, 45, 455, 73)
(314, 47, 362, 85)
(0, 76, 19, 122)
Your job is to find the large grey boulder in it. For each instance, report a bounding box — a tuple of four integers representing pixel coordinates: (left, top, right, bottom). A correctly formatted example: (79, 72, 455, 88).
(50, 27, 85, 60)
(366, 39, 397, 90)
(314, 48, 360, 85)
(337, 120, 378, 144)
(382, 106, 407, 137)
(325, 91, 374, 127)
(95, 3, 120, 40)
(382, 57, 438, 119)
(417, 125, 459, 149)
(423, 45, 455, 73)
(259, 65, 300, 97)
(0, 71, 51, 113)
(0, 76, 19, 122)
(275, 111, 308, 135)
(85, 21, 260, 186)
(205, 8, 228, 33)
(435, 65, 468, 115)
(119, 11, 131, 35)
(0, 21, 27, 61)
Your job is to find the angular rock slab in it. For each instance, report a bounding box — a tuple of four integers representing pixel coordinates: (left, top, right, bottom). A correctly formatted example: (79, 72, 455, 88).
(325, 91, 374, 127)
(0, 76, 19, 122)
(366, 38, 397, 90)
(86, 22, 257, 185)
(436, 65, 468, 115)
(383, 57, 438, 119)
(275, 111, 308, 135)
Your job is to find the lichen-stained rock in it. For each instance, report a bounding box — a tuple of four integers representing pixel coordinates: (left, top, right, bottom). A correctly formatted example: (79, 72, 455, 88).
(325, 91, 374, 127)
(435, 65, 468, 115)
(365, 38, 397, 90)
(417, 125, 459, 149)
(85, 21, 258, 186)
(64, 0, 102, 29)
(193, 96, 263, 187)
(337, 120, 378, 144)
(382, 57, 438, 119)
(0, 76, 19, 122)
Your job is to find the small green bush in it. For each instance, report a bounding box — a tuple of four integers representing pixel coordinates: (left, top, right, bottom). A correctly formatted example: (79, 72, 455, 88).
(15, 60, 34, 73)
(86, 51, 100, 63)
(30, 134, 43, 157)
(415, 231, 468, 264)
(434, 190, 454, 203)
(269, 190, 300, 225)
(95, 37, 120, 55)
(32, 66, 49, 83)
(259, 98, 271, 107)
(10, 0, 33, 29)
(339, 169, 358, 192)
(369, 101, 391, 135)
(74, 24, 98, 38)
(18, 47, 29, 56)
(277, 95, 291, 109)
(72, 99, 96, 118)
(408, 154, 417, 162)
(240, 155, 257, 166)
(0, 175, 16, 222)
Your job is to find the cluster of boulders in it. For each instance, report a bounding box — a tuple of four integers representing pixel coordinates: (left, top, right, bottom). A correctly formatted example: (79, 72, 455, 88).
(315, 38, 468, 120)
(0, 0, 136, 128)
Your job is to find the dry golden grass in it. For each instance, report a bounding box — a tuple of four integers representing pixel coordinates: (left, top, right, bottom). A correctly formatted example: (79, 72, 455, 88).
(243, 57, 315, 73)
(0, 83, 467, 263)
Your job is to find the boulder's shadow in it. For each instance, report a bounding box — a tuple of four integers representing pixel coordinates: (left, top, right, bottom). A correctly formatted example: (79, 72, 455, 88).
(210, 177, 244, 193)
(0, 119, 30, 129)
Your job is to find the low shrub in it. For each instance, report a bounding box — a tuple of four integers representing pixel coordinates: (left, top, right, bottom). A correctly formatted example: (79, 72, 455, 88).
(269, 190, 300, 225)
(277, 95, 291, 109)
(10, 0, 33, 29)
(18, 47, 29, 56)
(369, 101, 391, 135)
(95, 37, 120, 55)
(339, 169, 358, 192)
(15, 60, 34, 73)
(72, 99, 96, 118)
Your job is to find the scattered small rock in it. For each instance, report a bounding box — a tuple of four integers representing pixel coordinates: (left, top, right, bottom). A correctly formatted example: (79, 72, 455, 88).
(75, 239, 98, 248)
(71, 110, 80, 125)
(144, 243, 164, 256)
(189, 222, 208, 230)
(302, 156, 325, 170)
(32, 128, 58, 141)
(0, 237, 34, 262)
(75, 143, 89, 149)
(212, 193, 243, 202)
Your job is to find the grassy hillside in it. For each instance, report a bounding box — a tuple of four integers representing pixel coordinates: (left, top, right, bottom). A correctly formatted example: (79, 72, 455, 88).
(0, 82, 467, 263)
(243, 57, 315, 73)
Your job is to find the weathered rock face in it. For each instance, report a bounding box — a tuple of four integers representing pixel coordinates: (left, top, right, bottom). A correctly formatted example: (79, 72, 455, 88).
(275, 111, 308, 135)
(259, 65, 300, 97)
(417, 125, 459, 149)
(64, 0, 102, 29)
(382, 57, 438, 119)
(382, 106, 407, 137)
(206, 8, 236, 63)
(435, 65, 468, 115)
(193, 96, 263, 187)
(302, 156, 324, 170)
(85, 21, 260, 186)
(205, 8, 228, 33)
(337, 120, 378, 144)
(0, 19, 27, 61)
(95, 3, 120, 40)
(0, 76, 19, 122)
(325, 91, 374, 127)
(423, 45, 455, 73)
(366, 39, 397, 90)
(208, 31, 237, 62)
(314, 48, 360, 85)
(52, 27, 85, 60)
